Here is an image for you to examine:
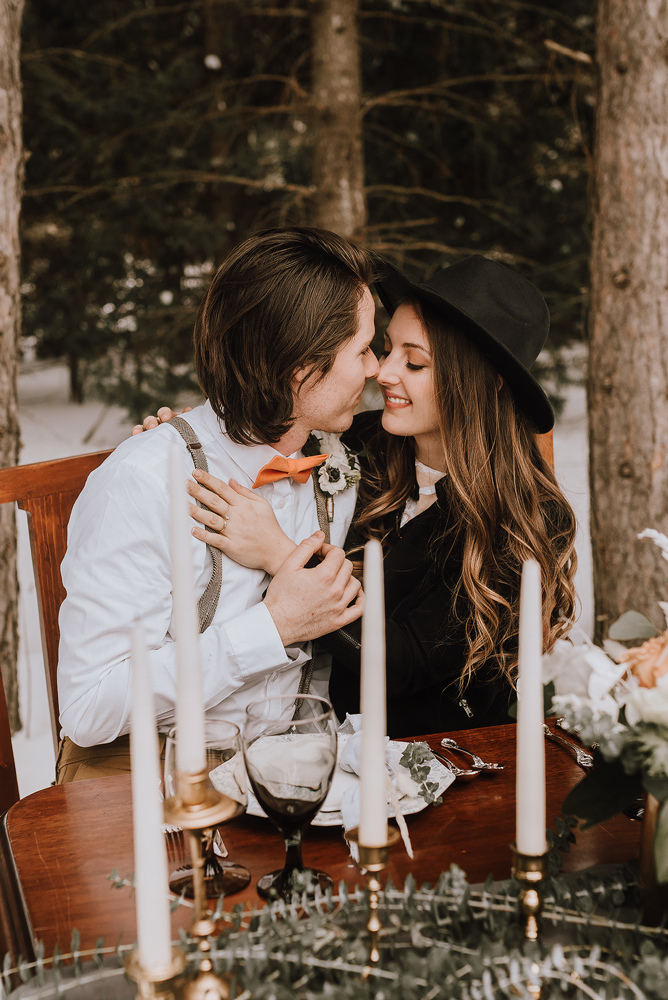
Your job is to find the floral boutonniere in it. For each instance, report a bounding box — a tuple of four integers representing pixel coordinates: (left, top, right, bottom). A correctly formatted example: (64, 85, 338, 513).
(313, 431, 361, 496)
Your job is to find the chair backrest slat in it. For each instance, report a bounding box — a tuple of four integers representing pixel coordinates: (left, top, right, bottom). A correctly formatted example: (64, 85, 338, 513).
(0, 450, 113, 764)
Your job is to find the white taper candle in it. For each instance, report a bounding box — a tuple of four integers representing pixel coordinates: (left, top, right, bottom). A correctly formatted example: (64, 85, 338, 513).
(359, 538, 388, 847)
(516, 559, 547, 855)
(169, 441, 206, 776)
(130, 622, 172, 974)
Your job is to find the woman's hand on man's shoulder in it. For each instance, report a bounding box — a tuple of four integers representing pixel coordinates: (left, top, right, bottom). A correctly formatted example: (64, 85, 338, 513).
(131, 406, 192, 435)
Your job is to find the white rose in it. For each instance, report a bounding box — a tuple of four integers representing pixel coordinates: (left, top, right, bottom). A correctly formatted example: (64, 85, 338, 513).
(584, 646, 628, 703)
(627, 684, 668, 727)
(541, 640, 592, 698)
(314, 431, 345, 460)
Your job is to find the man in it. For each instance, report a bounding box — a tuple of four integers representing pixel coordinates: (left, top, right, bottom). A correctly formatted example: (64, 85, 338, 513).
(56, 227, 379, 781)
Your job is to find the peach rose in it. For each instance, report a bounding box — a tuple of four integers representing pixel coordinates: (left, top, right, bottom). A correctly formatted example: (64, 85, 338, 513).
(620, 631, 668, 689)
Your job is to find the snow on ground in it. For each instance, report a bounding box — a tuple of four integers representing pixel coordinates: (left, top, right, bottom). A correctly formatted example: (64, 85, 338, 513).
(11, 362, 593, 797)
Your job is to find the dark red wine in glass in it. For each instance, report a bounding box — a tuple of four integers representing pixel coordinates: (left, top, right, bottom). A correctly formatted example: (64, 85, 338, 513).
(243, 695, 338, 900)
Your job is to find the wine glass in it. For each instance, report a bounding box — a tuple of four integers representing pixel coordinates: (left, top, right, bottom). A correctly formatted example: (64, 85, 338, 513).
(242, 694, 338, 900)
(164, 719, 251, 898)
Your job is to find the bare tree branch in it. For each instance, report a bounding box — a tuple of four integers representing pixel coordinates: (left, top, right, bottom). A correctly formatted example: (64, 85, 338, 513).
(21, 48, 138, 70)
(80, 2, 311, 49)
(544, 39, 593, 65)
(25, 170, 314, 206)
(362, 72, 576, 115)
(359, 12, 496, 38)
(365, 218, 438, 233)
(365, 238, 467, 256)
(365, 184, 513, 214)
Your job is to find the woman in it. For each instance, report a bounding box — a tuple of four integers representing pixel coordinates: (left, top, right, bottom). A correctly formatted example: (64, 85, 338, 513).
(163, 255, 577, 737)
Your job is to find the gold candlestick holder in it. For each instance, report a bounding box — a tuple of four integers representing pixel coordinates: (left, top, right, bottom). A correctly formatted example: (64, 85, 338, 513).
(510, 843, 549, 942)
(164, 769, 241, 998)
(180, 927, 233, 1000)
(345, 826, 401, 967)
(124, 947, 187, 1000)
(164, 769, 241, 916)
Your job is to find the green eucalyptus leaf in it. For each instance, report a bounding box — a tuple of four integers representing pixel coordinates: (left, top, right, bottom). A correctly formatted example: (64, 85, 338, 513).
(608, 611, 660, 641)
(562, 756, 642, 828)
(654, 798, 668, 884)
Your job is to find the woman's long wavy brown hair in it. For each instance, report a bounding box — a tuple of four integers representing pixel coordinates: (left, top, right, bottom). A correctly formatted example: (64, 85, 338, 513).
(354, 297, 577, 691)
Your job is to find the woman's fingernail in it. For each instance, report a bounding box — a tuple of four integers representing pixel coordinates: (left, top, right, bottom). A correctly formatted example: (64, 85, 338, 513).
(229, 478, 238, 487)
(193, 469, 202, 479)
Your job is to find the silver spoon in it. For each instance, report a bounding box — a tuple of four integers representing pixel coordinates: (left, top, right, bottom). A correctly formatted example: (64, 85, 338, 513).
(543, 724, 594, 770)
(431, 749, 481, 781)
(440, 737, 504, 771)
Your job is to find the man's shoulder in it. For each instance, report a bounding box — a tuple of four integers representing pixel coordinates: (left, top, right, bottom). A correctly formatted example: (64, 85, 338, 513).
(82, 403, 216, 493)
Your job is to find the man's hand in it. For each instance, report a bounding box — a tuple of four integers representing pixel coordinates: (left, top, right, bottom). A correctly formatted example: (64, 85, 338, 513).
(264, 533, 363, 645)
(131, 406, 192, 435)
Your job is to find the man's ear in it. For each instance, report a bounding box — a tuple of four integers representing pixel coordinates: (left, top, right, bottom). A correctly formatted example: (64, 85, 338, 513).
(292, 365, 317, 394)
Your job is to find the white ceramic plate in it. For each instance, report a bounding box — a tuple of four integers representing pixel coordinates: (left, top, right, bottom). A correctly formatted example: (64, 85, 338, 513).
(210, 734, 455, 828)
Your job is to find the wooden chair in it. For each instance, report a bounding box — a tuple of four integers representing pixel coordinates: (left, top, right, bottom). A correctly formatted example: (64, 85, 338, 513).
(0, 451, 112, 781)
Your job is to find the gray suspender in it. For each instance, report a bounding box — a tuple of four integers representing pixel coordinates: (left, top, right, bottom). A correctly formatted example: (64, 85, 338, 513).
(310, 467, 331, 544)
(169, 416, 222, 633)
(168, 416, 326, 700)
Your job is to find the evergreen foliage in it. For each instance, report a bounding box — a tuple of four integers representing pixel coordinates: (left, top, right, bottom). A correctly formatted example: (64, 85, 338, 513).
(20, 1, 595, 420)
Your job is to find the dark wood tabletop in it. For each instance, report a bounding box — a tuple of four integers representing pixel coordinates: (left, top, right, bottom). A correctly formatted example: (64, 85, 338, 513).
(0, 723, 641, 963)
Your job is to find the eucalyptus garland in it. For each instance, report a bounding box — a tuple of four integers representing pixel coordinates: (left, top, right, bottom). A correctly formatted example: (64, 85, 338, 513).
(6, 865, 668, 1000)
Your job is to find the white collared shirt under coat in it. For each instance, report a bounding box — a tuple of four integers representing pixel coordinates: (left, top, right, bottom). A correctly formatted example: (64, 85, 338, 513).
(57, 401, 357, 746)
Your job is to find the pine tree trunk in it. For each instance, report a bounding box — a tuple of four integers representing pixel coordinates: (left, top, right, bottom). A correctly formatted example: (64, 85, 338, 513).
(588, 0, 668, 642)
(0, 0, 24, 733)
(310, 0, 366, 239)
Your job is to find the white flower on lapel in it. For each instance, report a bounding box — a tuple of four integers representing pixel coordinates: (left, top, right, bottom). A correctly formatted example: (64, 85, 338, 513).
(312, 431, 361, 496)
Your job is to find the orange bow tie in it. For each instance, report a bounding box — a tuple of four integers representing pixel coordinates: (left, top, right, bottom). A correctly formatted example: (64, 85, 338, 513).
(252, 453, 328, 489)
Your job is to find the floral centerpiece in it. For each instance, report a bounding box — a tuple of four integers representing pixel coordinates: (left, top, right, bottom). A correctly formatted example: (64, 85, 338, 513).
(543, 529, 668, 884)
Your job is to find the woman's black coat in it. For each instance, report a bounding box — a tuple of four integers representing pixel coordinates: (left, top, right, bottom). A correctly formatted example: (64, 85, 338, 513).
(318, 410, 516, 739)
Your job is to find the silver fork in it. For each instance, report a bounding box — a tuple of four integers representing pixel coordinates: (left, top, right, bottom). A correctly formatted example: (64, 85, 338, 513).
(555, 717, 600, 750)
(543, 724, 594, 770)
(431, 749, 481, 781)
(440, 737, 504, 771)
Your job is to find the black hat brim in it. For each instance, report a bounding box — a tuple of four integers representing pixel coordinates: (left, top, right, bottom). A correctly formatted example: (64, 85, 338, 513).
(375, 262, 555, 434)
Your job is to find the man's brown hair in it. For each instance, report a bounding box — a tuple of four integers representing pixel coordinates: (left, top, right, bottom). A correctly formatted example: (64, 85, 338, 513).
(194, 227, 375, 445)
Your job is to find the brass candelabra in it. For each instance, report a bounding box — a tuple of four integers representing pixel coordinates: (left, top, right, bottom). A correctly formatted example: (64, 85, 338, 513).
(345, 826, 401, 967)
(124, 948, 187, 1000)
(163, 768, 240, 999)
(510, 843, 549, 942)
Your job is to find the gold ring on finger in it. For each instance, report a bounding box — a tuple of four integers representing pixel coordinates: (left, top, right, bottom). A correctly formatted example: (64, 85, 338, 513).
(219, 514, 229, 534)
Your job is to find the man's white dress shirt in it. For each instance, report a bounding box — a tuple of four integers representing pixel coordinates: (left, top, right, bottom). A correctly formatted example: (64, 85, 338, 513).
(58, 401, 357, 746)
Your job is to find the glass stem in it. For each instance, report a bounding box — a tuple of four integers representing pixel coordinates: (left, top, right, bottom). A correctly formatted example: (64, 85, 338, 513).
(282, 828, 304, 880)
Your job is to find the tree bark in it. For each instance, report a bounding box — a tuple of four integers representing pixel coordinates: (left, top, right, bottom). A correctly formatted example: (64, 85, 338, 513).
(588, 0, 668, 641)
(310, 0, 366, 239)
(0, 0, 24, 732)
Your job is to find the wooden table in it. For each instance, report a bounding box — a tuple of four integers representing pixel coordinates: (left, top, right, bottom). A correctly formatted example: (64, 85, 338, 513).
(0, 724, 641, 963)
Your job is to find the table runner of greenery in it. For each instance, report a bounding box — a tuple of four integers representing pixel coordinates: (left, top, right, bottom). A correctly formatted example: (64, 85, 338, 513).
(6, 863, 668, 1000)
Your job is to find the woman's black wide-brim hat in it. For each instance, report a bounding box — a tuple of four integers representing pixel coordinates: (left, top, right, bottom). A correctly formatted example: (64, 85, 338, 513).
(375, 254, 554, 433)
